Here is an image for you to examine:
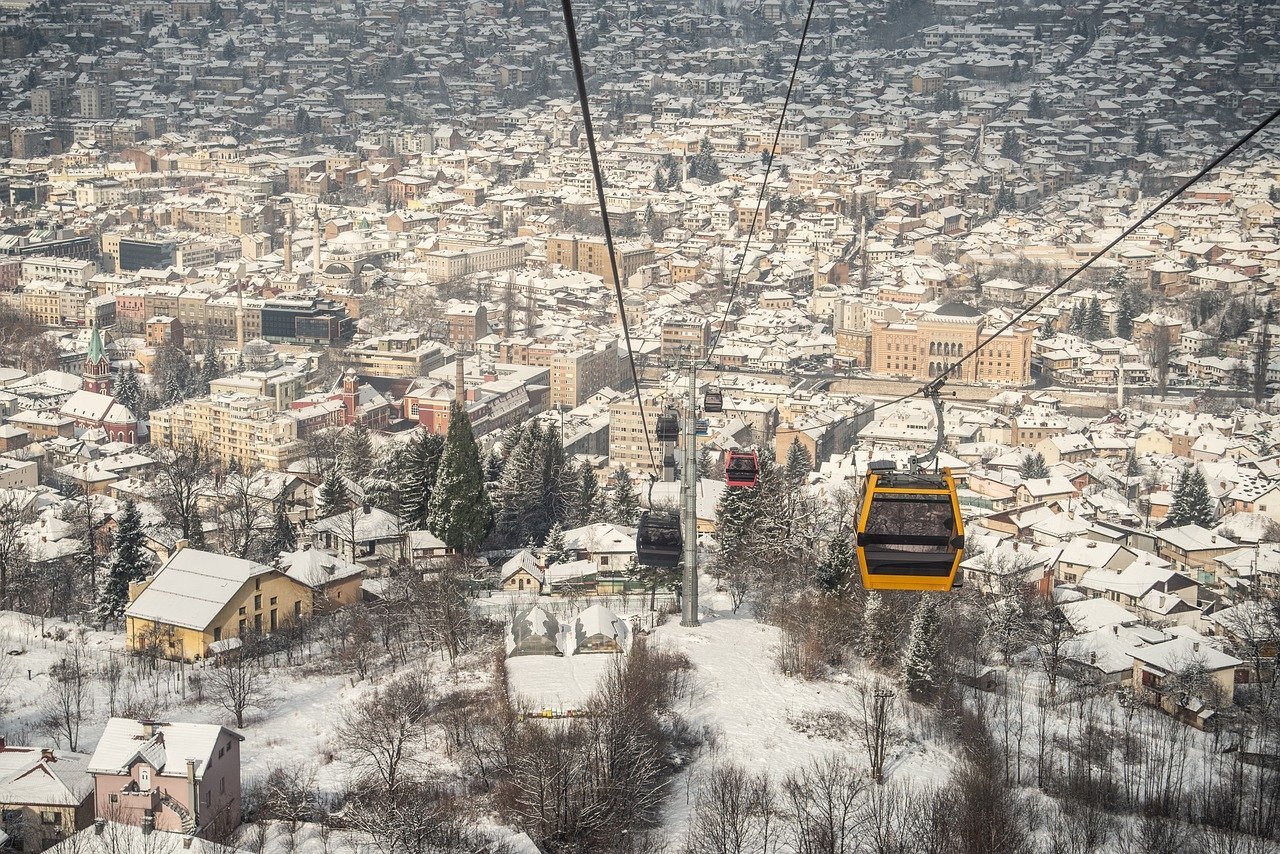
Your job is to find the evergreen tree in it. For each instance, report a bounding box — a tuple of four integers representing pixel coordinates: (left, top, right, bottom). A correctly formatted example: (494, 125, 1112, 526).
(816, 535, 854, 593)
(1067, 303, 1084, 337)
(1125, 451, 1140, 478)
(115, 367, 142, 416)
(903, 595, 942, 699)
(493, 422, 541, 545)
(264, 503, 297, 559)
(1018, 451, 1049, 480)
(427, 402, 492, 554)
(573, 465, 600, 526)
(399, 431, 445, 529)
(1084, 296, 1107, 340)
(861, 591, 897, 668)
(96, 499, 150, 626)
(363, 444, 405, 513)
(317, 467, 352, 518)
(542, 522, 569, 566)
(338, 422, 374, 482)
(716, 478, 760, 570)
(609, 467, 641, 526)
(1167, 465, 1215, 528)
(785, 441, 813, 488)
(201, 338, 221, 385)
(1116, 285, 1136, 340)
(1028, 91, 1044, 119)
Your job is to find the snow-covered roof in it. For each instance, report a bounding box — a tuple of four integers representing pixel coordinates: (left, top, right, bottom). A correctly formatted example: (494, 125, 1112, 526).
(312, 506, 402, 541)
(87, 718, 241, 780)
(1131, 636, 1242, 674)
(0, 747, 92, 807)
(278, 544, 363, 588)
(47, 822, 251, 854)
(124, 547, 274, 631)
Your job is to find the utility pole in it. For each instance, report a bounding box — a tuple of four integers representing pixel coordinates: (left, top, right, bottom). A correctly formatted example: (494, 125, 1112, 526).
(681, 356, 699, 627)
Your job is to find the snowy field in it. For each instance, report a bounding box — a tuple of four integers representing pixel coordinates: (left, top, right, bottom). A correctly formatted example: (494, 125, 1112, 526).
(651, 590, 961, 842)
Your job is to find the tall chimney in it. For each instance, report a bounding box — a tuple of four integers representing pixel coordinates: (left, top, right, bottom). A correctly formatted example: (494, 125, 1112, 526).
(454, 354, 465, 403)
(311, 206, 321, 279)
(186, 758, 198, 832)
(281, 209, 293, 273)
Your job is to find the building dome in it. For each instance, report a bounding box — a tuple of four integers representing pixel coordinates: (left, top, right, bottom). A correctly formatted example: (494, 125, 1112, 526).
(241, 338, 281, 370)
(931, 302, 983, 317)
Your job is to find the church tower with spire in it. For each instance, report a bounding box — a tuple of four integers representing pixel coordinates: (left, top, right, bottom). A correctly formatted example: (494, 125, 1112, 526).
(82, 324, 110, 394)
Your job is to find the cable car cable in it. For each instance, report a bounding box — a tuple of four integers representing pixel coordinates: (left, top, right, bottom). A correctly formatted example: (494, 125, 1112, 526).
(701, 0, 819, 370)
(851, 105, 1280, 425)
(559, 0, 659, 475)
(928, 105, 1280, 392)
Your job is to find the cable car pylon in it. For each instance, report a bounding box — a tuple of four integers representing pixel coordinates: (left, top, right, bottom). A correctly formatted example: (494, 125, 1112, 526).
(680, 355, 699, 627)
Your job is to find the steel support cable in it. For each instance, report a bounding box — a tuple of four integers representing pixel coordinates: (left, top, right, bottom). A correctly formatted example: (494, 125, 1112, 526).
(560, 0, 659, 475)
(855, 105, 1280, 424)
(701, 0, 820, 370)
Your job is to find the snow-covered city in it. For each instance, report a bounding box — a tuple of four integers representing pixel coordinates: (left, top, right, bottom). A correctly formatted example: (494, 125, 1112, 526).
(0, 0, 1276, 850)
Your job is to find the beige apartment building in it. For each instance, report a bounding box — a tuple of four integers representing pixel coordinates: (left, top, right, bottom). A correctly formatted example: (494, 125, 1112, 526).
(149, 393, 306, 471)
(608, 392, 667, 470)
(420, 242, 526, 283)
(343, 332, 449, 378)
(21, 256, 98, 285)
(546, 234, 655, 286)
(870, 303, 1034, 385)
(552, 340, 622, 408)
(661, 319, 712, 360)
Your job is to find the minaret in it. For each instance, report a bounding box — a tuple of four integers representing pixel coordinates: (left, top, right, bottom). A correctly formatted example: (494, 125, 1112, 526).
(311, 206, 321, 279)
(235, 278, 245, 354)
(82, 322, 110, 394)
(282, 210, 293, 273)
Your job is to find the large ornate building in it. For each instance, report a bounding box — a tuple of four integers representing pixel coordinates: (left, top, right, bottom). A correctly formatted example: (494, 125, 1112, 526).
(59, 325, 140, 443)
(870, 302, 1034, 386)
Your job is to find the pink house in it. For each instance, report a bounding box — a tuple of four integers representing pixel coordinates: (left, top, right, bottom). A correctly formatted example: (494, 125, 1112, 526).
(87, 719, 243, 840)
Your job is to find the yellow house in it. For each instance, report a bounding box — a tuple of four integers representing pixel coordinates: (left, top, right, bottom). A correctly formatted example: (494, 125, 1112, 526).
(124, 543, 359, 662)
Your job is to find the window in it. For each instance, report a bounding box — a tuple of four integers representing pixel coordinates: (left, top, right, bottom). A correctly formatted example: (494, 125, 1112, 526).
(270, 596, 277, 606)
(238, 606, 245, 616)
(140, 767, 151, 790)
(238, 619, 246, 635)
(294, 600, 302, 618)
(213, 627, 222, 641)
(255, 578, 261, 591)
(254, 614, 262, 632)
(254, 594, 262, 610)
(220, 778, 225, 794)
(109, 794, 118, 804)
(41, 811, 59, 825)
(270, 609, 277, 631)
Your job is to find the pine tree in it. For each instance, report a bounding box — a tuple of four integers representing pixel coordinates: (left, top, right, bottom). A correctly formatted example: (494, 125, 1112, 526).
(785, 441, 813, 488)
(1028, 91, 1044, 119)
(816, 535, 853, 593)
(1068, 303, 1084, 337)
(399, 431, 445, 529)
(1168, 465, 1215, 528)
(716, 479, 759, 570)
(861, 592, 897, 668)
(1084, 296, 1106, 340)
(202, 338, 221, 385)
(317, 467, 352, 518)
(1116, 285, 1135, 340)
(115, 366, 142, 416)
(493, 423, 541, 545)
(573, 465, 600, 526)
(268, 503, 297, 557)
(542, 522, 569, 566)
(1125, 451, 1140, 479)
(1018, 451, 1049, 480)
(363, 444, 404, 513)
(96, 499, 150, 626)
(609, 467, 641, 526)
(339, 422, 374, 482)
(903, 595, 942, 699)
(427, 402, 492, 554)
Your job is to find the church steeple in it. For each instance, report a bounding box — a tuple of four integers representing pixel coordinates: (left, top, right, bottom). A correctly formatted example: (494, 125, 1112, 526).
(82, 323, 110, 395)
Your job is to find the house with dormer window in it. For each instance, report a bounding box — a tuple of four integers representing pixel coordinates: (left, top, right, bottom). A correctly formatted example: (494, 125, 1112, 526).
(87, 719, 242, 839)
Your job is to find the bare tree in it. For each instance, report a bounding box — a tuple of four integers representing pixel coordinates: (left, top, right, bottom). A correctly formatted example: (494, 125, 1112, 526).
(206, 644, 271, 727)
(1152, 325, 1171, 396)
(41, 631, 91, 750)
(684, 762, 778, 854)
(780, 755, 865, 854)
(0, 490, 33, 607)
(334, 672, 431, 797)
(855, 680, 895, 785)
(147, 443, 214, 545)
(258, 763, 319, 831)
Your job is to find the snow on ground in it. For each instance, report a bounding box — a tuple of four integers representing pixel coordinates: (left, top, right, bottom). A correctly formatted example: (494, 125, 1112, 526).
(652, 590, 959, 841)
(0, 611, 490, 798)
(506, 652, 617, 714)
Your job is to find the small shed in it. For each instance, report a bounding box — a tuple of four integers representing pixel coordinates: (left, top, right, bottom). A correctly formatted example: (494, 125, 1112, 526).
(572, 604, 627, 654)
(508, 606, 562, 657)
